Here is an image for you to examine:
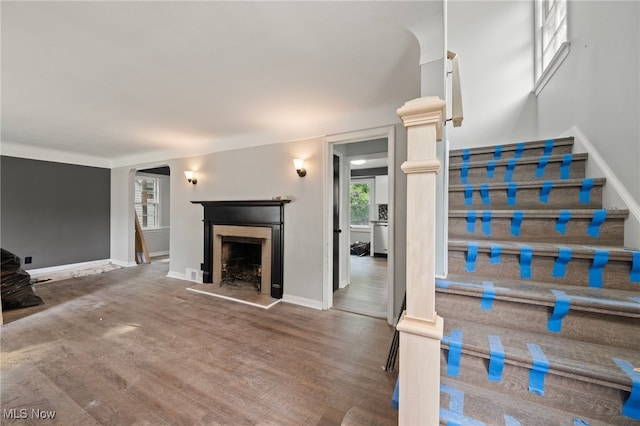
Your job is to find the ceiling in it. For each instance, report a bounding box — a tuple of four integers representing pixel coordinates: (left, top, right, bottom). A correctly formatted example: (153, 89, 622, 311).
(1, 1, 441, 167)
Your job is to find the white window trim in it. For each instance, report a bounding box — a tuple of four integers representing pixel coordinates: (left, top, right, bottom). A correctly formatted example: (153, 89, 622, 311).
(533, 41, 571, 96)
(135, 175, 161, 230)
(533, 0, 570, 96)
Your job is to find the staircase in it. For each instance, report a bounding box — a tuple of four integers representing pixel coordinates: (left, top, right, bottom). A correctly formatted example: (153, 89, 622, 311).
(439, 137, 640, 425)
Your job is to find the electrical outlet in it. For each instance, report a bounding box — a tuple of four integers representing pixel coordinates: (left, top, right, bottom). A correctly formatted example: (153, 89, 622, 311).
(25, 256, 33, 264)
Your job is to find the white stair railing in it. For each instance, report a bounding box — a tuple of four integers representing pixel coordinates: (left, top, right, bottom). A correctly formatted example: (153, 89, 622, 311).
(447, 50, 464, 128)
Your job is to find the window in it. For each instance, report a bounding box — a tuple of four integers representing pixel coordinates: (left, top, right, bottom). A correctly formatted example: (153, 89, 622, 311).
(135, 176, 159, 229)
(534, 0, 569, 94)
(350, 179, 374, 226)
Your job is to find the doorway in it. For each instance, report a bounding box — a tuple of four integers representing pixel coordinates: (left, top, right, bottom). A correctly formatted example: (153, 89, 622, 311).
(324, 126, 395, 324)
(133, 166, 171, 265)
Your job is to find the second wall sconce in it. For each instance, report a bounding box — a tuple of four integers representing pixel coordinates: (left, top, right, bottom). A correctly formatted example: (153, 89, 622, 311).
(293, 159, 307, 177)
(184, 171, 198, 184)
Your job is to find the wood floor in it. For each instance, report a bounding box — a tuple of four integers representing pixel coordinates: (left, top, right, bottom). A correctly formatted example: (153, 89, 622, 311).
(1, 262, 398, 425)
(332, 256, 388, 319)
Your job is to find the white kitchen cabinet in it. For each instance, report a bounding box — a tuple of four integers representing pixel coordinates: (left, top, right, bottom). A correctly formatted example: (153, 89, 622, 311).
(375, 175, 388, 205)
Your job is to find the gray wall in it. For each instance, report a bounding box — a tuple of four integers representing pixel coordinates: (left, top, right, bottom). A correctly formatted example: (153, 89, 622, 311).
(0, 156, 110, 269)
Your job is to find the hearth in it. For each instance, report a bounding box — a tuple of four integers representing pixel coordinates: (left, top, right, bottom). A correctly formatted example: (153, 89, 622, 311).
(192, 200, 290, 298)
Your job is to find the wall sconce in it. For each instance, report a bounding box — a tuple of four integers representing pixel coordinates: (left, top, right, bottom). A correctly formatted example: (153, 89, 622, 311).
(184, 171, 197, 184)
(293, 159, 307, 177)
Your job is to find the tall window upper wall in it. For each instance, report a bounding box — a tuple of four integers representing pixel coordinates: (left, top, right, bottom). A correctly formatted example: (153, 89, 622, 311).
(534, 0, 570, 95)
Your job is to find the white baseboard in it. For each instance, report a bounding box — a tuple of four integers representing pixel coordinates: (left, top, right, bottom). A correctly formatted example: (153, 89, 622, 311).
(282, 294, 324, 310)
(149, 250, 169, 257)
(27, 259, 112, 277)
(166, 271, 186, 281)
(562, 126, 640, 248)
(110, 259, 137, 268)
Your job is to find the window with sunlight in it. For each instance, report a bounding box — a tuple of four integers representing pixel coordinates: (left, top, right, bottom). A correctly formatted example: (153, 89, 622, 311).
(534, 0, 569, 94)
(350, 180, 372, 226)
(135, 177, 159, 229)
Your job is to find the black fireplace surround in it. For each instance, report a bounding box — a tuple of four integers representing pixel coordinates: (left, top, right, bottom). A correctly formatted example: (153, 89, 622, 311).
(191, 200, 290, 298)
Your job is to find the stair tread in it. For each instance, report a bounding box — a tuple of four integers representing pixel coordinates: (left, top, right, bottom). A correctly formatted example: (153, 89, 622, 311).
(437, 274, 640, 316)
(450, 152, 588, 169)
(440, 377, 611, 426)
(442, 317, 640, 390)
(450, 177, 606, 191)
(450, 137, 574, 157)
(449, 238, 640, 259)
(449, 208, 629, 219)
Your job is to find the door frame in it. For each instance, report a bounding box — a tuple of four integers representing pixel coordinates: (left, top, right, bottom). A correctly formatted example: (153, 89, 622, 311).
(323, 125, 396, 324)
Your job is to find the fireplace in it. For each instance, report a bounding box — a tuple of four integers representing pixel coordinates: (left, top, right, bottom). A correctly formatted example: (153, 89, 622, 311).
(192, 200, 290, 298)
(213, 225, 271, 295)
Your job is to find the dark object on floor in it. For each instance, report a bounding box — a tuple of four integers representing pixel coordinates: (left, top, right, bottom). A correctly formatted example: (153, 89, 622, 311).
(350, 241, 370, 257)
(1, 248, 44, 311)
(384, 293, 406, 372)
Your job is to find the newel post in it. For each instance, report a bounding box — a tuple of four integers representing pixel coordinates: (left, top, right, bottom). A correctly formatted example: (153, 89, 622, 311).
(396, 96, 445, 425)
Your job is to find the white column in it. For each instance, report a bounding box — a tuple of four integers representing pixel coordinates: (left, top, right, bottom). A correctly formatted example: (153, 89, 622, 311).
(396, 96, 445, 426)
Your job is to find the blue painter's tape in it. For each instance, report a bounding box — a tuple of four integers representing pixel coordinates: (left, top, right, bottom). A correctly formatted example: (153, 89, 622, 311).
(494, 145, 503, 160)
(507, 183, 517, 206)
(520, 246, 533, 279)
(552, 247, 572, 278)
(612, 358, 640, 420)
(462, 149, 470, 162)
(391, 377, 399, 410)
(447, 329, 463, 377)
(466, 243, 479, 273)
(560, 154, 573, 180)
(548, 290, 571, 332)
(631, 252, 640, 283)
(580, 178, 594, 204)
(465, 185, 474, 206)
(440, 384, 486, 426)
(544, 139, 554, 155)
(589, 250, 609, 288)
(630, 297, 640, 304)
(573, 419, 590, 426)
(481, 281, 495, 310)
(505, 415, 522, 426)
(490, 245, 502, 264)
(527, 343, 549, 396)
(536, 155, 549, 178)
(555, 210, 571, 235)
(467, 211, 477, 234)
(511, 211, 524, 237)
(540, 181, 553, 203)
(482, 211, 492, 237)
(488, 335, 504, 381)
(487, 161, 496, 179)
(435, 279, 449, 289)
(504, 159, 517, 182)
(514, 142, 525, 159)
(588, 210, 607, 238)
(480, 184, 490, 205)
(461, 161, 469, 184)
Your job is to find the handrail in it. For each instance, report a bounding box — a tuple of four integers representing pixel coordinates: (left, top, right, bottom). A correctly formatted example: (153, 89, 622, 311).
(447, 50, 464, 127)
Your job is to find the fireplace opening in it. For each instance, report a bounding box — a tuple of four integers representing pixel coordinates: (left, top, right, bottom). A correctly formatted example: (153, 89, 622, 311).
(221, 237, 262, 291)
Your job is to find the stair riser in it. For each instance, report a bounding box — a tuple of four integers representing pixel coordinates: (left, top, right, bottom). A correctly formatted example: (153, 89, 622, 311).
(439, 378, 608, 426)
(449, 158, 586, 185)
(449, 185, 603, 210)
(439, 351, 630, 425)
(449, 216, 625, 246)
(436, 292, 640, 351)
(450, 144, 574, 163)
(448, 249, 638, 291)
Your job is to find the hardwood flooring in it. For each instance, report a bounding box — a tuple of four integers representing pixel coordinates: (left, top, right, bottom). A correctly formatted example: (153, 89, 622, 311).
(332, 256, 388, 319)
(1, 262, 398, 425)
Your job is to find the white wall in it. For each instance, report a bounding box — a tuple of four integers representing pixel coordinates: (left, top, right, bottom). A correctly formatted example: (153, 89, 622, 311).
(536, 1, 640, 203)
(447, 1, 537, 149)
(112, 138, 326, 303)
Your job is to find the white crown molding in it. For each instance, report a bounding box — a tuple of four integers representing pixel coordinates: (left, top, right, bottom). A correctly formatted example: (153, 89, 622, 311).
(1, 140, 112, 168)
